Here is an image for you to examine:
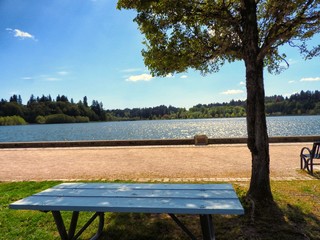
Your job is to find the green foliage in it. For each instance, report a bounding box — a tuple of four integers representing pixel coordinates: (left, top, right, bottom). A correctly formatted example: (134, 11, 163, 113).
(75, 116, 90, 123)
(189, 104, 247, 118)
(0, 102, 26, 118)
(0, 94, 100, 124)
(0, 91, 319, 124)
(45, 114, 77, 124)
(35, 115, 46, 124)
(0, 115, 27, 126)
(118, 0, 320, 76)
(265, 90, 320, 115)
(105, 90, 320, 120)
(45, 114, 89, 124)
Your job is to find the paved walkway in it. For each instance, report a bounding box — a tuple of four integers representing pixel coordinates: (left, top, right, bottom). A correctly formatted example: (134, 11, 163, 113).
(0, 143, 318, 182)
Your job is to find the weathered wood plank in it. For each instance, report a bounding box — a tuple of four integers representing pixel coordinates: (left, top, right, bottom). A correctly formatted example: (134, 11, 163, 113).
(10, 195, 244, 214)
(35, 188, 238, 199)
(52, 183, 234, 190)
(10, 183, 244, 215)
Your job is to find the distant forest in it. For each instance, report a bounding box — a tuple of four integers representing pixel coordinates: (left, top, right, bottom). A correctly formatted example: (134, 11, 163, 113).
(0, 90, 319, 125)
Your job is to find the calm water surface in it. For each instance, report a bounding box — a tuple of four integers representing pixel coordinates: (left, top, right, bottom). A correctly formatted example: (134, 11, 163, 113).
(0, 115, 319, 142)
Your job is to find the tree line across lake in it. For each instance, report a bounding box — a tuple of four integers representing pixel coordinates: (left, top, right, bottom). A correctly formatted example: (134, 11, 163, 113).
(0, 90, 319, 125)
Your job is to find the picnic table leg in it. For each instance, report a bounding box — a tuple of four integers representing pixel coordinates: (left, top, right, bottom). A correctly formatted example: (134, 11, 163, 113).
(52, 211, 69, 240)
(73, 212, 104, 240)
(68, 211, 80, 239)
(51, 211, 104, 240)
(200, 215, 215, 240)
(90, 212, 105, 240)
(168, 214, 197, 240)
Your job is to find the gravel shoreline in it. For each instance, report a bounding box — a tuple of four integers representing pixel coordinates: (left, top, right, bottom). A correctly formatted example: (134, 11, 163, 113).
(0, 143, 316, 182)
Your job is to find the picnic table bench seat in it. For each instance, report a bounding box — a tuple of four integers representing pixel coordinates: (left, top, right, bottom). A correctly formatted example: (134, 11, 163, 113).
(10, 183, 244, 240)
(300, 141, 320, 174)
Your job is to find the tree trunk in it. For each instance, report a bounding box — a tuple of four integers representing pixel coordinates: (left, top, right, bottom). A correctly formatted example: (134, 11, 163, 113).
(245, 59, 273, 204)
(242, 0, 273, 204)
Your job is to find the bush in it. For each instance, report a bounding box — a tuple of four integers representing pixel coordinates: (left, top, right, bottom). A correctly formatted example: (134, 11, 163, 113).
(75, 116, 90, 123)
(0, 115, 27, 126)
(45, 114, 76, 124)
(44, 114, 90, 124)
(35, 115, 46, 124)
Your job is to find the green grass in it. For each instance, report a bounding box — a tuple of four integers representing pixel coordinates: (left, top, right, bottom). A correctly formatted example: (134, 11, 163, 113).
(1, 180, 319, 240)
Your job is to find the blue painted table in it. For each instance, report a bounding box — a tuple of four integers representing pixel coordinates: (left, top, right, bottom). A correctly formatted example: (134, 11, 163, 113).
(10, 183, 244, 240)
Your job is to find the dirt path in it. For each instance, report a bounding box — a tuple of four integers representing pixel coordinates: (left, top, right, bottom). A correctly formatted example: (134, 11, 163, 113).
(0, 143, 316, 182)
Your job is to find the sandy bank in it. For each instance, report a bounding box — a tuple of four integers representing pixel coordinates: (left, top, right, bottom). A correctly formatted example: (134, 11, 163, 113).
(0, 143, 317, 182)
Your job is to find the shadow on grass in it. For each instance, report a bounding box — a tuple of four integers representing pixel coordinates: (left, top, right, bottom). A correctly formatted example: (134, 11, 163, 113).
(229, 196, 320, 240)
(99, 213, 202, 240)
(96, 199, 320, 240)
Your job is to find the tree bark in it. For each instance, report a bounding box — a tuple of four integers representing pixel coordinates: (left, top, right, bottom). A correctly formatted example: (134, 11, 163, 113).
(242, 0, 273, 204)
(245, 58, 273, 204)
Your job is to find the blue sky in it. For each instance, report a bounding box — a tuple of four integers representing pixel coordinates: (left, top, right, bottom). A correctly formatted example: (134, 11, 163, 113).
(1, 0, 319, 109)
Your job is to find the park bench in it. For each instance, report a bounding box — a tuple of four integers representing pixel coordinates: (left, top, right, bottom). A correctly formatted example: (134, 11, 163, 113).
(10, 183, 244, 240)
(300, 141, 320, 174)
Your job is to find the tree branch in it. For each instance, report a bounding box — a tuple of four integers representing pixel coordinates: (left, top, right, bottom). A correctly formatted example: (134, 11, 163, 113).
(258, 0, 318, 61)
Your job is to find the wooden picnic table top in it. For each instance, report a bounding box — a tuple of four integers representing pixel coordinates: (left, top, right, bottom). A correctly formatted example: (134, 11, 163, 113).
(10, 183, 244, 215)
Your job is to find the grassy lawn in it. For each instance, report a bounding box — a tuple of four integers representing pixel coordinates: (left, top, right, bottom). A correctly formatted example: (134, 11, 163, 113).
(0, 180, 319, 240)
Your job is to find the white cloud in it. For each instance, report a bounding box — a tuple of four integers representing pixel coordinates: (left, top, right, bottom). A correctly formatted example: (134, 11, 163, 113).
(288, 80, 295, 84)
(21, 77, 33, 80)
(288, 58, 298, 65)
(44, 77, 60, 81)
(221, 89, 245, 95)
(300, 77, 320, 82)
(121, 68, 142, 73)
(6, 28, 37, 41)
(126, 73, 153, 82)
(180, 75, 188, 79)
(165, 73, 174, 78)
(239, 81, 245, 85)
(57, 71, 69, 76)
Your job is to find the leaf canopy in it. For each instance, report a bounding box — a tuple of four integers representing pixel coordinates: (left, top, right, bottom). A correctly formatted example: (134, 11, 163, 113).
(118, 0, 320, 76)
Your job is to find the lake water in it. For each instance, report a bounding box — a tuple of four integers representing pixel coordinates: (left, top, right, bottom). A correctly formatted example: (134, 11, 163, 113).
(0, 115, 319, 142)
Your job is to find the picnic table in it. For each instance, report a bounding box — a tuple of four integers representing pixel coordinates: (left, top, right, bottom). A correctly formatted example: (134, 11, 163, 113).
(10, 183, 244, 240)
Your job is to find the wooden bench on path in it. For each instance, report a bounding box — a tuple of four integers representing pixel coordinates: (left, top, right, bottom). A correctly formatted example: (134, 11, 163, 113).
(10, 183, 244, 240)
(300, 141, 320, 174)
